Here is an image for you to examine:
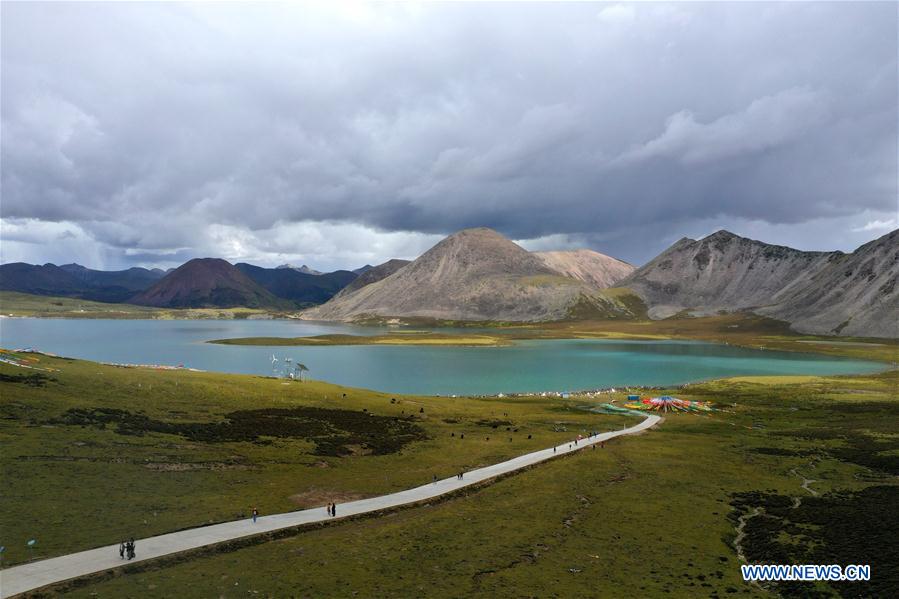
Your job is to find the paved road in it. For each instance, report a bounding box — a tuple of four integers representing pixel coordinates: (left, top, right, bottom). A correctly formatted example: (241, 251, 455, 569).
(1, 414, 660, 597)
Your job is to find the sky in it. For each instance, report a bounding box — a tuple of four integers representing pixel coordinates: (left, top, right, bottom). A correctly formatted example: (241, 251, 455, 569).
(1, 1, 897, 271)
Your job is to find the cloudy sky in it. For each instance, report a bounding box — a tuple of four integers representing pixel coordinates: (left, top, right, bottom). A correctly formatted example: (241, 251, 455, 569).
(2, 2, 896, 271)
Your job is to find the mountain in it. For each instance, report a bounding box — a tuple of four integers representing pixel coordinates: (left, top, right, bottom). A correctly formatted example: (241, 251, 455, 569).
(130, 258, 284, 308)
(276, 263, 323, 276)
(623, 229, 898, 337)
(2, 259, 355, 308)
(0, 262, 84, 297)
(353, 264, 374, 275)
(534, 250, 635, 289)
(335, 259, 411, 297)
(0, 262, 164, 302)
(236, 264, 357, 306)
(304, 228, 640, 322)
(756, 229, 899, 337)
(60, 263, 165, 293)
(622, 231, 838, 319)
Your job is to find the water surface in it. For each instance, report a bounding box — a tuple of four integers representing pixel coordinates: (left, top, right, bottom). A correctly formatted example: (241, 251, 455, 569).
(0, 318, 884, 395)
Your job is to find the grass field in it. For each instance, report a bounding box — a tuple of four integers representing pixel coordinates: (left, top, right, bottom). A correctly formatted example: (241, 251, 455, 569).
(0, 351, 627, 567)
(2, 348, 897, 597)
(0, 291, 282, 320)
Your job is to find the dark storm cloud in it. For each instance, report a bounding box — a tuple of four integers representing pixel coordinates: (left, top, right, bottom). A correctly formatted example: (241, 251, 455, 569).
(1, 2, 896, 268)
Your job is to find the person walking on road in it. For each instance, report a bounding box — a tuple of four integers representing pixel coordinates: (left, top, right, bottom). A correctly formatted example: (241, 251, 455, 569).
(252, 507, 258, 523)
(332, 503, 337, 517)
(127, 538, 135, 560)
(119, 540, 125, 560)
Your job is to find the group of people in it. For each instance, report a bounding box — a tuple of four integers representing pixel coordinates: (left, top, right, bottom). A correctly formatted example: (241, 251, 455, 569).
(118, 538, 136, 560)
(327, 502, 337, 517)
(554, 437, 606, 455)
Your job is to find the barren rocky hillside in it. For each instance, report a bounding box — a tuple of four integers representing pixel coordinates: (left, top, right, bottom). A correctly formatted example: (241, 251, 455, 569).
(623, 229, 898, 337)
(757, 229, 898, 337)
(334, 259, 411, 298)
(534, 249, 634, 289)
(305, 228, 637, 322)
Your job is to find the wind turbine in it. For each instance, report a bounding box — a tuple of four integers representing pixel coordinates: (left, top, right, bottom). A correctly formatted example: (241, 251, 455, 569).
(271, 354, 278, 376)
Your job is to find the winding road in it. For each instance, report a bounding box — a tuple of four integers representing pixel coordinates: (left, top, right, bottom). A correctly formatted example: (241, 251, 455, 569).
(1, 413, 660, 597)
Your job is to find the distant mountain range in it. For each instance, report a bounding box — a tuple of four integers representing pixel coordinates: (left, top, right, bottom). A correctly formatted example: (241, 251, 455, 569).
(0, 262, 166, 303)
(0, 258, 368, 309)
(235, 263, 357, 306)
(2, 227, 895, 337)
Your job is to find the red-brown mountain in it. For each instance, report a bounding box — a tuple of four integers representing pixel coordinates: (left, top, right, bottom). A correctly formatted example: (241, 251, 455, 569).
(130, 258, 285, 309)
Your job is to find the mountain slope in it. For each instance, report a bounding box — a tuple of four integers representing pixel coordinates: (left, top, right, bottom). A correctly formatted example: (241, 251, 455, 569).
(130, 259, 283, 308)
(623, 229, 898, 337)
(335, 259, 411, 297)
(622, 231, 840, 318)
(235, 264, 356, 306)
(756, 229, 899, 337)
(60, 264, 164, 290)
(59, 264, 165, 301)
(305, 228, 638, 322)
(0, 262, 165, 303)
(276, 264, 323, 276)
(0, 263, 85, 297)
(535, 249, 635, 289)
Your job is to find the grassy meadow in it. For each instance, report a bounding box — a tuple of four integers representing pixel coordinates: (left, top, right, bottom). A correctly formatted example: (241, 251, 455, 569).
(0, 351, 627, 568)
(1, 309, 897, 597)
(0, 292, 281, 320)
(39, 369, 898, 598)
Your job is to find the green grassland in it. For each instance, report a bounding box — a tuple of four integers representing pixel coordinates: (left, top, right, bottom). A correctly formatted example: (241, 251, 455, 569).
(52, 369, 899, 598)
(0, 291, 283, 320)
(0, 351, 626, 568)
(2, 348, 897, 597)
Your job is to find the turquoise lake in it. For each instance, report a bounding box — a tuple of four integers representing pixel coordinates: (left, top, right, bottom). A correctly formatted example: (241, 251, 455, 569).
(0, 318, 885, 395)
